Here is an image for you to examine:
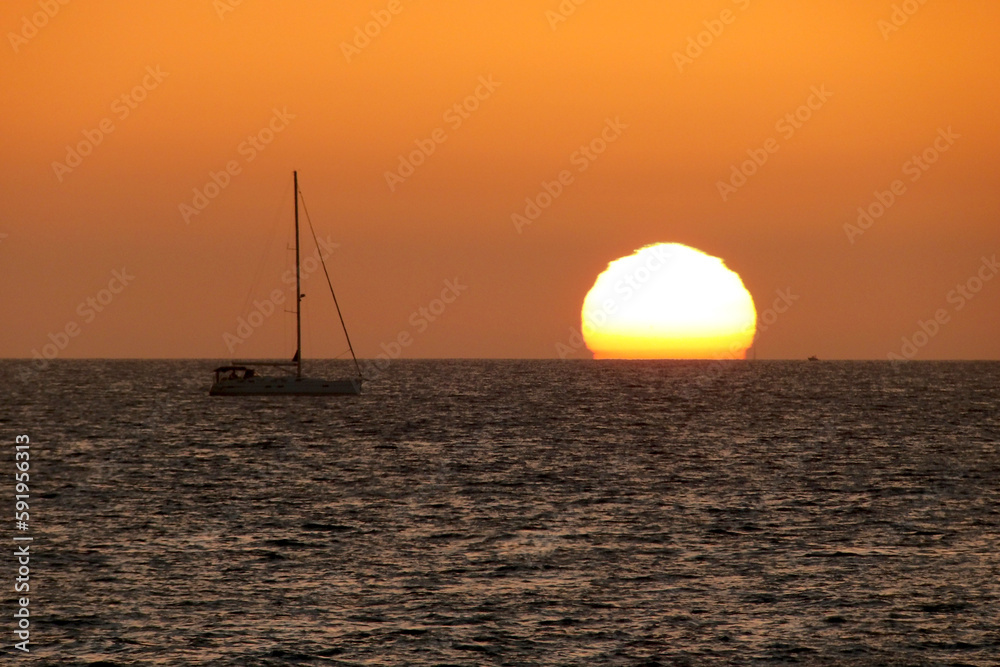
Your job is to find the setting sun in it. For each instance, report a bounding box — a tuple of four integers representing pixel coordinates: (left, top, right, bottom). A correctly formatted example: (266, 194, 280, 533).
(582, 244, 757, 359)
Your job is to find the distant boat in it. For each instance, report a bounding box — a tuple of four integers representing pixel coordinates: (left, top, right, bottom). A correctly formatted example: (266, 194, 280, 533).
(807, 355, 819, 361)
(210, 171, 363, 396)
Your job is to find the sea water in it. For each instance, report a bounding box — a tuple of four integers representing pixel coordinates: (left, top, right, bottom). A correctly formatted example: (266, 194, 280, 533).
(3, 360, 999, 665)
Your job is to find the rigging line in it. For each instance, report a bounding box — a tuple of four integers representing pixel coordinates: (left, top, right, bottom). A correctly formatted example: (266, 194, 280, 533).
(298, 189, 363, 379)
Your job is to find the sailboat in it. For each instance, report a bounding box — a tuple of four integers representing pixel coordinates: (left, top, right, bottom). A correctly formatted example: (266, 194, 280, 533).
(210, 171, 363, 396)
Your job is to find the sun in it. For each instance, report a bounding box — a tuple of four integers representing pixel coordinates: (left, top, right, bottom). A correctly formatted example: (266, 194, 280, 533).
(582, 243, 757, 359)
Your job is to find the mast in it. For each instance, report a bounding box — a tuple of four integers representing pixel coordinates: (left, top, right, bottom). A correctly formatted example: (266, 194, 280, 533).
(294, 170, 302, 379)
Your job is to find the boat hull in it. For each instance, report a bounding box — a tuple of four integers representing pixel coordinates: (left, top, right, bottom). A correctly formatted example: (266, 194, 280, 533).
(209, 376, 362, 396)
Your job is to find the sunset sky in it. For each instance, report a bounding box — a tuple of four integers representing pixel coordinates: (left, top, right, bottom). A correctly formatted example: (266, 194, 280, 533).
(3, 0, 998, 361)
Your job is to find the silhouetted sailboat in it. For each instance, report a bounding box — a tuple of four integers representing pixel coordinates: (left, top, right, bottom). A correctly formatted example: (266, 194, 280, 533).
(210, 171, 363, 396)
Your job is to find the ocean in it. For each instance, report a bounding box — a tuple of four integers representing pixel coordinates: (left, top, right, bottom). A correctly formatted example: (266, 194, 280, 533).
(3, 359, 999, 666)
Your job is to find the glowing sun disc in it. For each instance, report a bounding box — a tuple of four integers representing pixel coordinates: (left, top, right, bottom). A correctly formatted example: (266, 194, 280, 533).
(582, 243, 757, 359)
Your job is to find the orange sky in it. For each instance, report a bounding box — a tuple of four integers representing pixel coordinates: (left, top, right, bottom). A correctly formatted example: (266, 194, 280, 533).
(2, 0, 998, 360)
